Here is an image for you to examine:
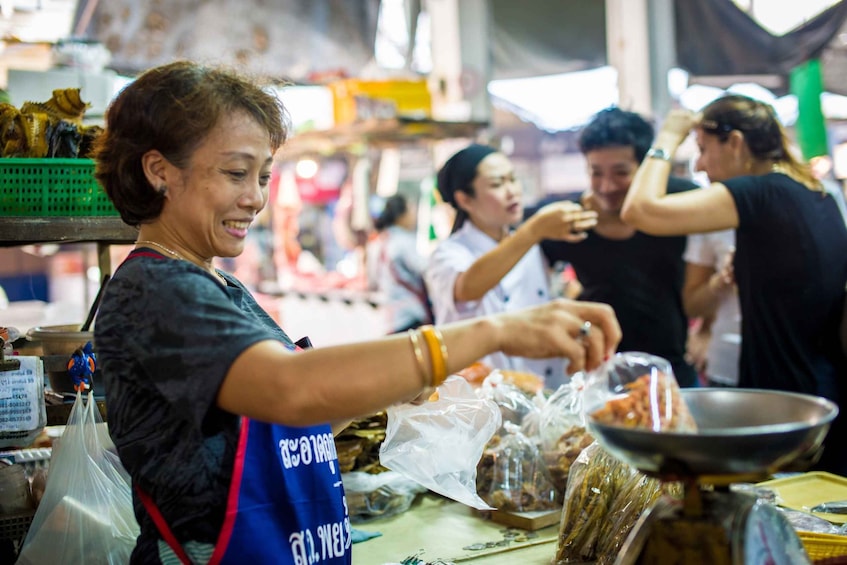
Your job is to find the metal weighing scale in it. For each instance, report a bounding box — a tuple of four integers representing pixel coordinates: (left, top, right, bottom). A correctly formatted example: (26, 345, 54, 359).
(588, 388, 839, 565)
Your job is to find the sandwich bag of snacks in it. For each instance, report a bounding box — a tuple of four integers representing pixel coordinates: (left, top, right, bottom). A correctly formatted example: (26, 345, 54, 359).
(538, 374, 595, 501)
(582, 352, 697, 433)
(475, 422, 558, 512)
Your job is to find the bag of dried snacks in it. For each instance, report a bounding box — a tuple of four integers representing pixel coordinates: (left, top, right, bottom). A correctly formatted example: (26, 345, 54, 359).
(475, 422, 557, 512)
(583, 352, 697, 433)
(554, 442, 635, 563)
(538, 374, 594, 500)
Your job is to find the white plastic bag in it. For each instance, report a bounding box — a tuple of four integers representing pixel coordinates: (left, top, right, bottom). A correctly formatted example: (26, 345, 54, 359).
(17, 391, 139, 564)
(379, 376, 501, 510)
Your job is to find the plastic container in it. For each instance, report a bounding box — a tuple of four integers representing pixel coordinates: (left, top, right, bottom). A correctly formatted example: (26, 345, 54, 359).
(0, 158, 117, 217)
(26, 325, 94, 393)
(798, 531, 847, 561)
(0, 510, 36, 545)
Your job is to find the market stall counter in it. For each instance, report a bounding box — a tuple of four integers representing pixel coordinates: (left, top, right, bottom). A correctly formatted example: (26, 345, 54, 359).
(351, 493, 558, 565)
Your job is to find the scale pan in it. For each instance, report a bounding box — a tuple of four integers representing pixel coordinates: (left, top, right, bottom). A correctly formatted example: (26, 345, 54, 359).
(588, 389, 838, 478)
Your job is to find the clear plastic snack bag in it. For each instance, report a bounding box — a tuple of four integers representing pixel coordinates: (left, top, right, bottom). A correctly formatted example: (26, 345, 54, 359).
(379, 375, 501, 510)
(583, 352, 697, 432)
(475, 422, 558, 512)
(594, 472, 665, 564)
(478, 371, 540, 430)
(17, 391, 139, 565)
(538, 374, 595, 500)
(554, 441, 635, 563)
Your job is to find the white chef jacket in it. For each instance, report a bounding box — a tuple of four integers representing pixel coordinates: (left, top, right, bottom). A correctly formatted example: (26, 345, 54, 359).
(425, 221, 567, 388)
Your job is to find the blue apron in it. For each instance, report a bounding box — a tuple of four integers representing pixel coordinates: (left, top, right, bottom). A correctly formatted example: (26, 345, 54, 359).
(126, 248, 351, 563)
(140, 416, 351, 564)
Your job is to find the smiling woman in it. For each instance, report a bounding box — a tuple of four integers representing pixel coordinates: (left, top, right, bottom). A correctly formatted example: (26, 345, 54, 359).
(90, 61, 622, 564)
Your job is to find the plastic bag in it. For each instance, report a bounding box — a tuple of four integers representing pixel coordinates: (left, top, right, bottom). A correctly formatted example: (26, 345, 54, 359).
(594, 472, 665, 564)
(538, 374, 595, 500)
(776, 508, 841, 535)
(475, 422, 557, 512)
(540, 374, 588, 451)
(17, 391, 139, 564)
(479, 371, 539, 429)
(583, 352, 697, 432)
(379, 375, 501, 510)
(554, 442, 635, 563)
(342, 470, 427, 523)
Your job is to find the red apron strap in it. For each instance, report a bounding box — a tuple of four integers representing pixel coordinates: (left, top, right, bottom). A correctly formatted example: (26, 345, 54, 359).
(136, 485, 192, 565)
(208, 416, 251, 565)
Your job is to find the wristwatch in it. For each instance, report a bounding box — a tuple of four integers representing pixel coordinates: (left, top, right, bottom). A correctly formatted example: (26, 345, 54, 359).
(646, 147, 672, 161)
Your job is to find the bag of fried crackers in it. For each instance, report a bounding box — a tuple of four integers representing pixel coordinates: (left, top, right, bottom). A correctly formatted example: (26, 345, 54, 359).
(582, 352, 697, 432)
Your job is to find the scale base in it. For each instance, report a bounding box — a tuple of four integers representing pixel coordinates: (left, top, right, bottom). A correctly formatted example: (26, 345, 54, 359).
(639, 514, 733, 565)
(615, 489, 810, 565)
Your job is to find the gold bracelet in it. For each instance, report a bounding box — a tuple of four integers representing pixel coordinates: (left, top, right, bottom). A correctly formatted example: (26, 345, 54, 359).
(407, 329, 430, 387)
(420, 325, 449, 387)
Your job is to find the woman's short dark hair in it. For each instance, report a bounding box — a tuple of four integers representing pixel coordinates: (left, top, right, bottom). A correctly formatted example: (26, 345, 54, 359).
(578, 106, 655, 162)
(93, 60, 289, 226)
(375, 194, 409, 231)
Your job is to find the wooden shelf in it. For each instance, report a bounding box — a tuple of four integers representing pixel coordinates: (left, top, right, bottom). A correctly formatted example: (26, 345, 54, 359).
(0, 217, 137, 246)
(278, 117, 488, 157)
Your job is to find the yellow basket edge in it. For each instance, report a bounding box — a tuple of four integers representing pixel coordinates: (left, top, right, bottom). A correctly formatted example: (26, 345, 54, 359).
(799, 530, 847, 560)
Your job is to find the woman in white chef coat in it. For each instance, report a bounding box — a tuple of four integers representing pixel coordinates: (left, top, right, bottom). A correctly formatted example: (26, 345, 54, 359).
(426, 144, 599, 388)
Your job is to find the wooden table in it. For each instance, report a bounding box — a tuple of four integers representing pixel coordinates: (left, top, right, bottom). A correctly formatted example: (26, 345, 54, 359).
(350, 494, 561, 565)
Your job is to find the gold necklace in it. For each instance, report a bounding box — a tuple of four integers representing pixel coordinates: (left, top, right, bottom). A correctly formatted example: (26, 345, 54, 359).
(136, 239, 183, 259)
(135, 240, 226, 285)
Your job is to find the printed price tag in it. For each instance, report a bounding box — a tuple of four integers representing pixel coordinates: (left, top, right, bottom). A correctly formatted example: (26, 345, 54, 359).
(0, 356, 44, 432)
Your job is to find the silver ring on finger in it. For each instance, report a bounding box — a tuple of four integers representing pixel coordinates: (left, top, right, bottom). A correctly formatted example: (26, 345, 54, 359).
(577, 320, 592, 342)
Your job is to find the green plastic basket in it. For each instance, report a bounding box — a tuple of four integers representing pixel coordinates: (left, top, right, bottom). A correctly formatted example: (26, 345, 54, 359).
(0, 158, 118, 216)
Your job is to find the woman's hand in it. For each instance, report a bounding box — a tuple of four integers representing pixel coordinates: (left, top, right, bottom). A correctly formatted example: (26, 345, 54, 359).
(527, 201, 598, 242)
(655, 109, 698, 149)
(491, 298, 621, 374)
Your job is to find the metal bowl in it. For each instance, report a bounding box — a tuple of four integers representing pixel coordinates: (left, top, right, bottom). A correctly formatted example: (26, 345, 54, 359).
(588, 389, 839, 478)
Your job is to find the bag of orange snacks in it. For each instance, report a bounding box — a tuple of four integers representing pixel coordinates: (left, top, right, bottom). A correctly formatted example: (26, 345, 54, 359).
(583, 352, 697, 433)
